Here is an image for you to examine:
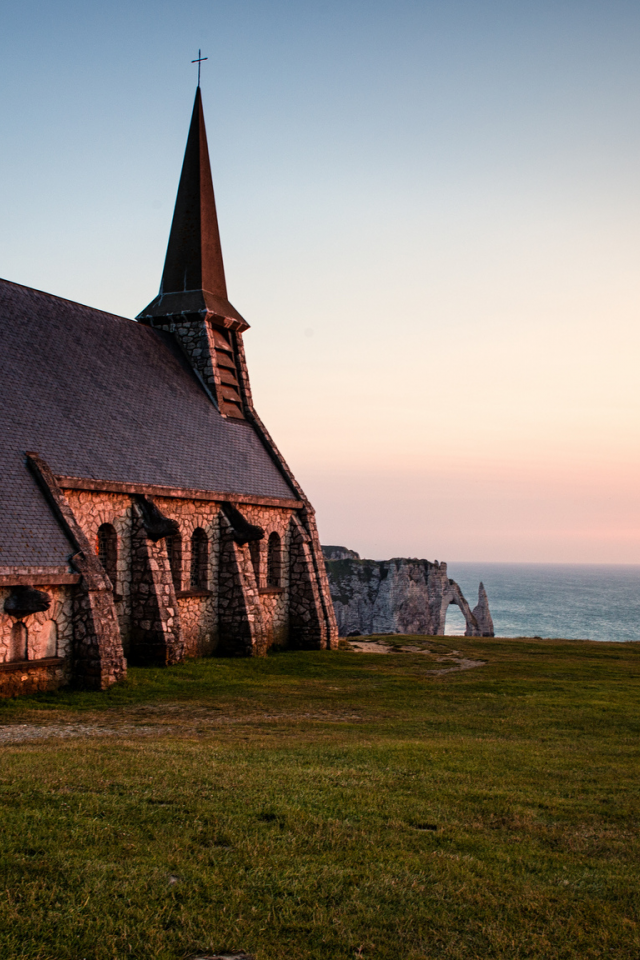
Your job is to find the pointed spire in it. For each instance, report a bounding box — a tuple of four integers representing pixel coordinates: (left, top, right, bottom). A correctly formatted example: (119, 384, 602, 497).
(161, 87, 227, 300)
(138, 88, 247, 330)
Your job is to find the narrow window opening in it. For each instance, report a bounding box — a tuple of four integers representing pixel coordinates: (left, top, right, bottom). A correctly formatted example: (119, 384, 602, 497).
(166, 534, 183, 593)
(190, 528, 209, 589)
(97, 523, 118, 591)
(10, 622, 28, 662)
(249, 540, 261, 585)
(267, 532, 281, 587)
(42, 620, 58, 658)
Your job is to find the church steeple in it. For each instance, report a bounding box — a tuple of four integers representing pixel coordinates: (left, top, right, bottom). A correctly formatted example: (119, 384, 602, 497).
(137, 88, 247, 331)
(162, 85, 227, 301)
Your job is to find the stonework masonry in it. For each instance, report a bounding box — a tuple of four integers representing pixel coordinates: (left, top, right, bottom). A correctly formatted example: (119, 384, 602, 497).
(1, 472, 337, 696)
(0, 583, 72, 695)
(25, 454, 126, 691)
(161, 317, 225, 410)
(129, 504, 184, 666)
(218, 514, 265, 656)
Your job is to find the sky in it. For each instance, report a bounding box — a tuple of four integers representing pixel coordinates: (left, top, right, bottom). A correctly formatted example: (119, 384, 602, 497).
(2, 0, 640, 563)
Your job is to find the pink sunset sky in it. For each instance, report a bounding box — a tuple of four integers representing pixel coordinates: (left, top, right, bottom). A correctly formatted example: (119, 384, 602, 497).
(1, 0, 639, 562)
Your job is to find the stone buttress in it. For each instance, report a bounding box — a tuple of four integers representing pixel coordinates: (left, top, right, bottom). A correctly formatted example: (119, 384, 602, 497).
(129, 501, 184, 666)
(217, 511, 266, 656)
(26, 454, 126, 690)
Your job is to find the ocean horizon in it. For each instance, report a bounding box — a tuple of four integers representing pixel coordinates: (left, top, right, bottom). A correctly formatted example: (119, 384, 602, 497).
(444, 562, 640, 643)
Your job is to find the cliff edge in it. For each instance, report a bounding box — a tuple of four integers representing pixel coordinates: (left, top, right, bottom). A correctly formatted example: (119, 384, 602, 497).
(322, 547, 494, 638)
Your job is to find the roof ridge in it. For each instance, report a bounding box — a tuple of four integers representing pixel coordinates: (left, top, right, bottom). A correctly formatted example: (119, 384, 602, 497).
(0, 276, 140, 326)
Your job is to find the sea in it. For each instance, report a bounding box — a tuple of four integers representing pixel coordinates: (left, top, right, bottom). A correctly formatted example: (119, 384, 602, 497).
(444, 563, 640, 643)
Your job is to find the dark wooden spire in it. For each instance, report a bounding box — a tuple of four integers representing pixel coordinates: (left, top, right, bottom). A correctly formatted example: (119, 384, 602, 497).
(162, 86, 227, 300)
(138, 88, 247, 330)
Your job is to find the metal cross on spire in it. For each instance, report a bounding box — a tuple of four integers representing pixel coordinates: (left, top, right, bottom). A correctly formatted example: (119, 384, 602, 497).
(191, 49, 208, 87)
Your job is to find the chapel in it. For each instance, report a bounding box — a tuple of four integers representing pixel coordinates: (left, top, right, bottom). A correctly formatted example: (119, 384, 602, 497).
(0, 88, 338, 697)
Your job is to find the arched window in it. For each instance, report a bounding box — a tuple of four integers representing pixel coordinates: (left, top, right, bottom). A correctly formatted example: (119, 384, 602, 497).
(190, 528, 209, 589)
(10, 622, 28, 662)
(267, 532, 281, 587)
(249, 540, 261, 585)
(97, 523, 118, 591)
(166, 533, 182, 592)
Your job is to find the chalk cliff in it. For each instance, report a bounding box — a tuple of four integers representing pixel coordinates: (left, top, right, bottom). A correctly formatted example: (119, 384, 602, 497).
(322, 547, 494, 638)
(472, 582, 494, 638)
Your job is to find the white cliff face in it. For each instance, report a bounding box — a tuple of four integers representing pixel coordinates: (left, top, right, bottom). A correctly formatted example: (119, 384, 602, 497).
(472, 582, 494, 637)
(322, 549, 494, 638)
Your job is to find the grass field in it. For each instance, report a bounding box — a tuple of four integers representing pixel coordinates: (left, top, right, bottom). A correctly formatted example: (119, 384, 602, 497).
(0, 636, 639, 960)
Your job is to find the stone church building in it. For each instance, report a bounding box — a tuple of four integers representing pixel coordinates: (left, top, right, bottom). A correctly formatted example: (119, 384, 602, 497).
(0, 89, 338, 697)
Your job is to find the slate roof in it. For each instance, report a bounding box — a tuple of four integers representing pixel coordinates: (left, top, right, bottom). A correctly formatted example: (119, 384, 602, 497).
(0, 278, 295, 569)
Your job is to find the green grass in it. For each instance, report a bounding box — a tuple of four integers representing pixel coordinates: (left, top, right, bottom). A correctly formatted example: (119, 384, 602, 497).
(0, 637, 639, 959)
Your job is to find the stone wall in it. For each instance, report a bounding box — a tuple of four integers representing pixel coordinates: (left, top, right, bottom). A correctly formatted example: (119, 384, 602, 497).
(129, 506, 184, 666)
(63, 490, 133, 643)
(64, 488, 299, 658)
(0, 658, 71, 697)
(1, 477, 338, 697)
(0, 583, 74, 697)
(0, 584, 73, 663)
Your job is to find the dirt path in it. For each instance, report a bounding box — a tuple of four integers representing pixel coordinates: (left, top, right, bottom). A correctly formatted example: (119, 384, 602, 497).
(0, 722, 168, 745)
(348, 639, 486, 674)
(0, 708, 367, 746)
(0, 643, 486, 745)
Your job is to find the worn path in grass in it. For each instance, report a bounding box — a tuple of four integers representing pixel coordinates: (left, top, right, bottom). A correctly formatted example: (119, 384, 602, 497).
(0, 637, 639, 960)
